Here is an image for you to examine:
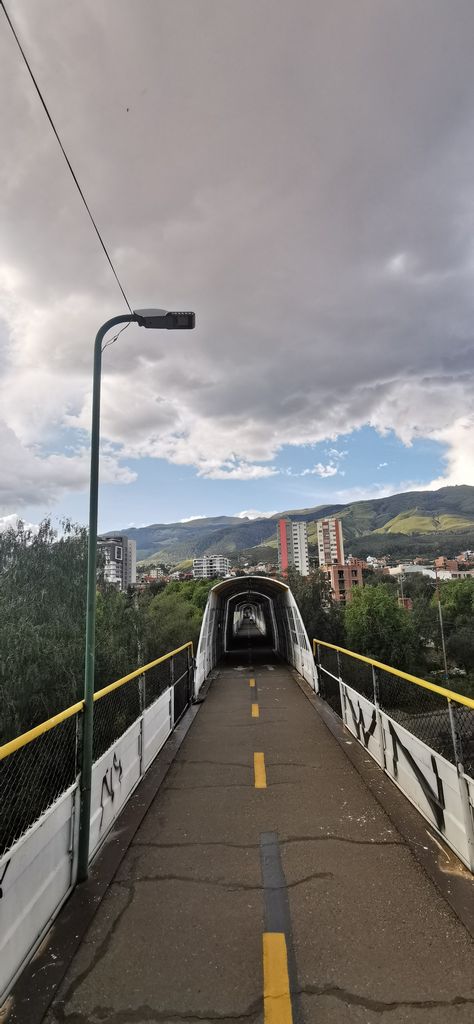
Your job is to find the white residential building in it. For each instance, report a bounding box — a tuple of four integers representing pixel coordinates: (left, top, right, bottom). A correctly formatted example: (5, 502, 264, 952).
(193, 555, 231, 579)
(277, 519, 310, 576)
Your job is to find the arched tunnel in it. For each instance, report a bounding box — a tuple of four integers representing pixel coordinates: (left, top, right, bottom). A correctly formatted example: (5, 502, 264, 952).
(195, 575, 316, 691)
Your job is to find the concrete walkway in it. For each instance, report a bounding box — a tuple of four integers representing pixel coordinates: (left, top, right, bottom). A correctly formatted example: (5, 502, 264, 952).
(46, 664, 474, 1023)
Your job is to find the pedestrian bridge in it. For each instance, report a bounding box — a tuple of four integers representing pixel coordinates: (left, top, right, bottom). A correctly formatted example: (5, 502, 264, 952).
(1, 579, 474, 1021)
(195, 575, 316, 690)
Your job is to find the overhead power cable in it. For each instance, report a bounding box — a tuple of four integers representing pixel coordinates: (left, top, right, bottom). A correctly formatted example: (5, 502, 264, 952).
(1, 0, 133, 313)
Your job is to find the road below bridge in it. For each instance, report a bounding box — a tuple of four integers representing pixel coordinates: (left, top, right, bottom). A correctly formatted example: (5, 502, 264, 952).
(45, 663, 474, 1024)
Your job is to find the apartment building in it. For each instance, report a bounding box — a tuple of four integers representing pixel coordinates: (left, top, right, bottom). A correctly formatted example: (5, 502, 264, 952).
(193, 555, 230, 579)
(316, 517, 345, 565)
(323, 562, 363, 603)
(98, 534, 137, 590)
(277, 519, 310, 576)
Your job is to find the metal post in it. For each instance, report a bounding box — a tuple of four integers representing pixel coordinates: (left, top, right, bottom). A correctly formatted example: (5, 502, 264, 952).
(336, 648, 345, 720)
(447, 698, 474, 871)
(187, 644, 193, 705)
(77, 314, 135, 882)
(434, 568, 449, 686)
(313, 640, 320, 694)
(371, 665, 386, 769)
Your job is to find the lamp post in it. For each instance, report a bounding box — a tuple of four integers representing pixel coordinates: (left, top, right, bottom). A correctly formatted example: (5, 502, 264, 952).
(78, 308, 195, 881)
(433, 566, 449, 686)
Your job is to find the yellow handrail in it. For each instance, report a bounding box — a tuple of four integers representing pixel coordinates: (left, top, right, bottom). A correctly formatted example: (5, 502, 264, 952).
(312, 638, 474, 710)
(0, 701, 84, 761)
(0, 641, 194, 761)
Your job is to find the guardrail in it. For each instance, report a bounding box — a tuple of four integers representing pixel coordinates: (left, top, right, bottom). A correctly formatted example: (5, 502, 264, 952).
(0, 641, 194, 1003)
(313, 639, 474, 872)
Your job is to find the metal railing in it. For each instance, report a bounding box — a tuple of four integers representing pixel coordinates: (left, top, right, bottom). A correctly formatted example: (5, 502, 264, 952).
(0, 641, 194, 858)
(313, 639, 474, 774)
(313, 638, 474, 871)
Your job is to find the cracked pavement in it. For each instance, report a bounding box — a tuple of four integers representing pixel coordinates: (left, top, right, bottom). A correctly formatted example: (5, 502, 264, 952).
(45, 664, 474, 1023)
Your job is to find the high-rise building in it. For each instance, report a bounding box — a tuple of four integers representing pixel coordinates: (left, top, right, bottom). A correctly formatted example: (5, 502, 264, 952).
(193, 555, 230, 579)
(98, 534, 137, 590)
(277, 519, 310, 576)
(316, 517, 344, 565)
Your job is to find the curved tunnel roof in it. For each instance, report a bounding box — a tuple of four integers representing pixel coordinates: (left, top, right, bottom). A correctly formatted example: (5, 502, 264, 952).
(210, 575, 289, 598)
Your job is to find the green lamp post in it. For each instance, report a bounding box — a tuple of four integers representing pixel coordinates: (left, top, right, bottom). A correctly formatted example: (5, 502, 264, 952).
(78, 309, 195, 881)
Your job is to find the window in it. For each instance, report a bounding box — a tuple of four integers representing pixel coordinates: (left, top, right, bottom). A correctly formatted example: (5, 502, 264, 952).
(115, 545, 123, 560)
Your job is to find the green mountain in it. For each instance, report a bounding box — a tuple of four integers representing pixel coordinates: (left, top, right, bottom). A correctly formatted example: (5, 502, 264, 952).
(121, 485, 474, 564)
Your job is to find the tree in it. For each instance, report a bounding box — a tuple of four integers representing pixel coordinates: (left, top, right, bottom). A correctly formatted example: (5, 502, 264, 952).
(344, 584, 417, 670)
(145, 587, 203, 659)
(0, 519, 88, 740)
(286, 569, 345, 646)
(0, 522, 219, 746)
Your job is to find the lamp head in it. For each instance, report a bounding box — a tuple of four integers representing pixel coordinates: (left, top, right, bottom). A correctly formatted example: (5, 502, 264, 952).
(134, 309, 195, 329)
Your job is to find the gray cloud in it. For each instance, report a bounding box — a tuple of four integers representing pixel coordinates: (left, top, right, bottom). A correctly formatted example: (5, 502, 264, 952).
(1, 0, 474, 507)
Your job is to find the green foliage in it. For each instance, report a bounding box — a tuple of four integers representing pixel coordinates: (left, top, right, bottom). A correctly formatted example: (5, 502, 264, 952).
(286, 569, 345, 646)
(374, 511, 474, 535)
(0, 521, 214, 743)
(437, 578, 474, 678)
(344, 584, 417, 670)
(141, 579, 215, 659)
(438, 577, 474, 624)
(0, 519, 88, 740)
(446, 627, 474, 674)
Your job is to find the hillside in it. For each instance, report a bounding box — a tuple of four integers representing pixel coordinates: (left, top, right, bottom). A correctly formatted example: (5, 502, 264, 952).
(119, 485, 474, 564)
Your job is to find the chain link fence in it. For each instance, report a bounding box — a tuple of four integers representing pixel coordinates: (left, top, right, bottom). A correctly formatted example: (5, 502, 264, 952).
(313, 640, 474, 777)
(0, 713, 79, 856)
(0, 643, 194, 859)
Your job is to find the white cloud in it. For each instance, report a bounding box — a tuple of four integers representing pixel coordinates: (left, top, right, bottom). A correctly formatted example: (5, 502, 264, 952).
(301, 463, 339, 478)
(386, 252, 414, 276)
(0, 2, 473, 512)
(179, 515, 207, 523)
(0, 513, 38, 534)
(0, 420, 135, 516)
(377, 462, 388, 469)
(199, 463, 279, 481)
(234, 509, 277, 520)
(426, 416, 474, 489)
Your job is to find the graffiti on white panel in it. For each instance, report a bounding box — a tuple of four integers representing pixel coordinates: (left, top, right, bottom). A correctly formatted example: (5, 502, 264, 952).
(99, 752, 123, 830)
(388, 720, 446, 832)
(344, 689, 377, 748)
(0, 859, 10, 899)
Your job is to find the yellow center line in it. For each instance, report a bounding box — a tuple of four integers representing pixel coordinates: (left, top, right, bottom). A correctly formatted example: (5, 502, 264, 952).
(249, 678, 256, 687)
(254, 751, 267, 788)
(263, 933, 293, 1023)
(252, 703, 260, 718)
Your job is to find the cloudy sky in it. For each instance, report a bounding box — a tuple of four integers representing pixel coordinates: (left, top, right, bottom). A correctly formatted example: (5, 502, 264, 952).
(1, 0, 473, 530)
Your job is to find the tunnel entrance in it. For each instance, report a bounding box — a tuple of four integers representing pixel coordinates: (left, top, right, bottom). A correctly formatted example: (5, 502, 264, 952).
(223, 588, 278, 667)
(195, 575, 316, 689)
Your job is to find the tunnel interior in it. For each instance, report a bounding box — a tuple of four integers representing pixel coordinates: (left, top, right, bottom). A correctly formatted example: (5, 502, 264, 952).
(195, 576, 316, 687)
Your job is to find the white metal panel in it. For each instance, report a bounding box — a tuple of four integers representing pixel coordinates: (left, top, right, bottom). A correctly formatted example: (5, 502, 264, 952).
(341, 683, 384, 767)
(300, 648, 317, 689)
(381, 711, 471, 868)
(0, 785, 77, 1004)
(89, 720, 141, 859)
(143, 688, 172, 770)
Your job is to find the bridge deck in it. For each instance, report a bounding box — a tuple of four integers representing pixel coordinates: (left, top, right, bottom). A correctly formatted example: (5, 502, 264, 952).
(46, 663, 474, 1023)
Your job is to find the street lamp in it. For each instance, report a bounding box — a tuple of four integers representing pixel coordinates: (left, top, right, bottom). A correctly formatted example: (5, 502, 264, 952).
(78, 308, 195, 881)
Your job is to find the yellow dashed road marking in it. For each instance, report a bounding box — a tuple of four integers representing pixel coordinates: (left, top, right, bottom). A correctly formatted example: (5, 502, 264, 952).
(254, 752, 267, 788)
(252, 703, 259, 718)
(263, 933, 293, 1023)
